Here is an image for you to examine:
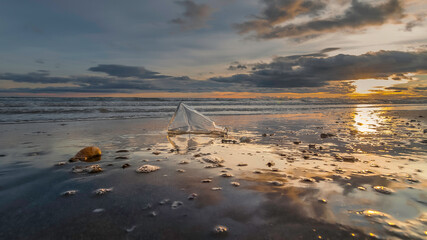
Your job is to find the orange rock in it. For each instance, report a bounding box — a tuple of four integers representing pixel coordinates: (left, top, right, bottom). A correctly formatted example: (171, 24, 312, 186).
(70, 146, 102, 162)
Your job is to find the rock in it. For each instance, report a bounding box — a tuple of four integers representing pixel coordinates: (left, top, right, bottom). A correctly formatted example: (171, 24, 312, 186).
(171, 201, 183, 209)
(125, 226, 136, 233)
(300, 177, 316, 183)
(213, 225, 228, 234)
(176, 169, 186, 173)
(239, 137, 251, 143)
(202, 156, 224, 164)
(152, 151, 161, 155)
(159, 199, 170, 205)
(136, 165, 160, 173)
(268, 181, 284, 186)
(341, 155, 358, 162)
(231, 182, 240, 187)
(320, 133, 335, 138)
(116, 150, 129, 153)
(54, 162, 67, 166)
(61, 190, 78, 196)
(93, 208, 105, 213)
(253, 170, 262, 174)
(318, 199, 327, 204)
(201, 179, 212, 183)
(188, 193, 198, 200)
(149, 211, 157, 217)
(72, 164, 103, 173)
(115, 156, 128, 160)
(421, 139, 427, 144)
(0, 154, 6, 157)
(179, 160, 190, 164)
(220, 173, 233, 177)
(266, 161, 275, 167)
(211, 187, 222, 191)
(293, 141, 301, 144)
(69, 146, 101, 162)
(121, 163, 130, 169)
(94, 187, 113, 195)
(423, 129, 427, 134)
(237, 163, 248, 166)
(358, 186, 367, 191)
(370, 163, 379, 168)
(308, 144, 316, 149)
(373, 186, 394, 194)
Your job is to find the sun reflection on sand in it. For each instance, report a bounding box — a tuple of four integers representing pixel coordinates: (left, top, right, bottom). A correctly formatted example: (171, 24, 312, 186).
(353, 106, 383, 133)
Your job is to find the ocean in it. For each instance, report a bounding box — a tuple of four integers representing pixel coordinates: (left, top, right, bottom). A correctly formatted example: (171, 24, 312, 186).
(1, 97, 426, 123)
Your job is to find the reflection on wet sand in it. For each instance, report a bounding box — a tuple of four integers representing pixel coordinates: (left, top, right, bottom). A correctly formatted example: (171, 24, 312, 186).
(0, 106, 426, 239)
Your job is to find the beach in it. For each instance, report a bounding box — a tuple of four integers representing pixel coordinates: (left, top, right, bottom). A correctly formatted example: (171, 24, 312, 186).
(0, 100, 426, 239)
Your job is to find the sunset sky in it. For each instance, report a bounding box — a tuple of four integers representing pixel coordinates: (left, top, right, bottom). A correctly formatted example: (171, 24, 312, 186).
(0, 0, 426, 98)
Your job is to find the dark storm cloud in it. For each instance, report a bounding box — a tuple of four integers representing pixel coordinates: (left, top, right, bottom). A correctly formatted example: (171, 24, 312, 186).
(88, 64, 171, 79)
(171, 0, 214, 31)
(211, 50, 427, 88)
(236, 0, 405, 40)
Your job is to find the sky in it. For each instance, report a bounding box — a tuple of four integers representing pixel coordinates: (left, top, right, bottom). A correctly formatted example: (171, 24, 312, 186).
(0, 0, 426, 98)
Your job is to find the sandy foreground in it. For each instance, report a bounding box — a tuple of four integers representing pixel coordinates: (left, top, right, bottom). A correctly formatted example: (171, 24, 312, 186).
(0, 107, 426, 239)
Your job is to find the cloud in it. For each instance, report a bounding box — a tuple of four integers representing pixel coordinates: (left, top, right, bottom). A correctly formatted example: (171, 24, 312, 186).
(211, 50, 427, 88)
(2, 50, 426, 95)
(236, 0, 406, 40)
(171, 0, 214, 31)
(88, 64, 171, 79)
(405, 13, 426, 31)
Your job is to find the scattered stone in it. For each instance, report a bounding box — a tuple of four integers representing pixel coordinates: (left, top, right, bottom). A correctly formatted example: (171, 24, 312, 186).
(220, 173, 233, 177)
(149, 211, 157, 217)
(231, 182, 240, 187)
(121, 163, 130, 169)
(341, 155, 358, 162)
(152, 151, 161, 155)
(115, 156, 128, 160)
(94, 188, 113, 195)
(253, 170, 262, 174)
(188, 193, 198, 200)
(116, 150, 129, 153)
(213, 225, 228, 234)
(237, 163, 248, 166)
(136, 165, 160, 173)
(69, 146, 101, 162)
(93, 208, 105, 213)
(266, 161, 275, 167)
(373, 186, 394, 194)
(293, 140, 301, 144)
(406, 177, 420, 183)
(211, 187, 222, 191)
(300, 177, 316, 183)
(202, 156, 224, 164)
(268, 181, 284, 186)
(176, 169, 186, 173)
(171, 201, 183, 209)
(239, 137, 251, 143)
(179, 160, 189, 164)
(126, 225, 136, 233)
(61, 190, 78, 196)
(271, 168, 279, 172)
(318, 199, 327, 204)
(370, 163, 379, 168)
(201, 179, 212, 183)
(54, 162, 66, 166)
(72, 164, 103, 174)
(159, 199, 170, 205)
(358, 186, 367, 191)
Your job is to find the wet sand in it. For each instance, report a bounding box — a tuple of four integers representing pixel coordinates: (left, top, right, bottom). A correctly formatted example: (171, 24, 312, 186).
(0, 106, 426, 239)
